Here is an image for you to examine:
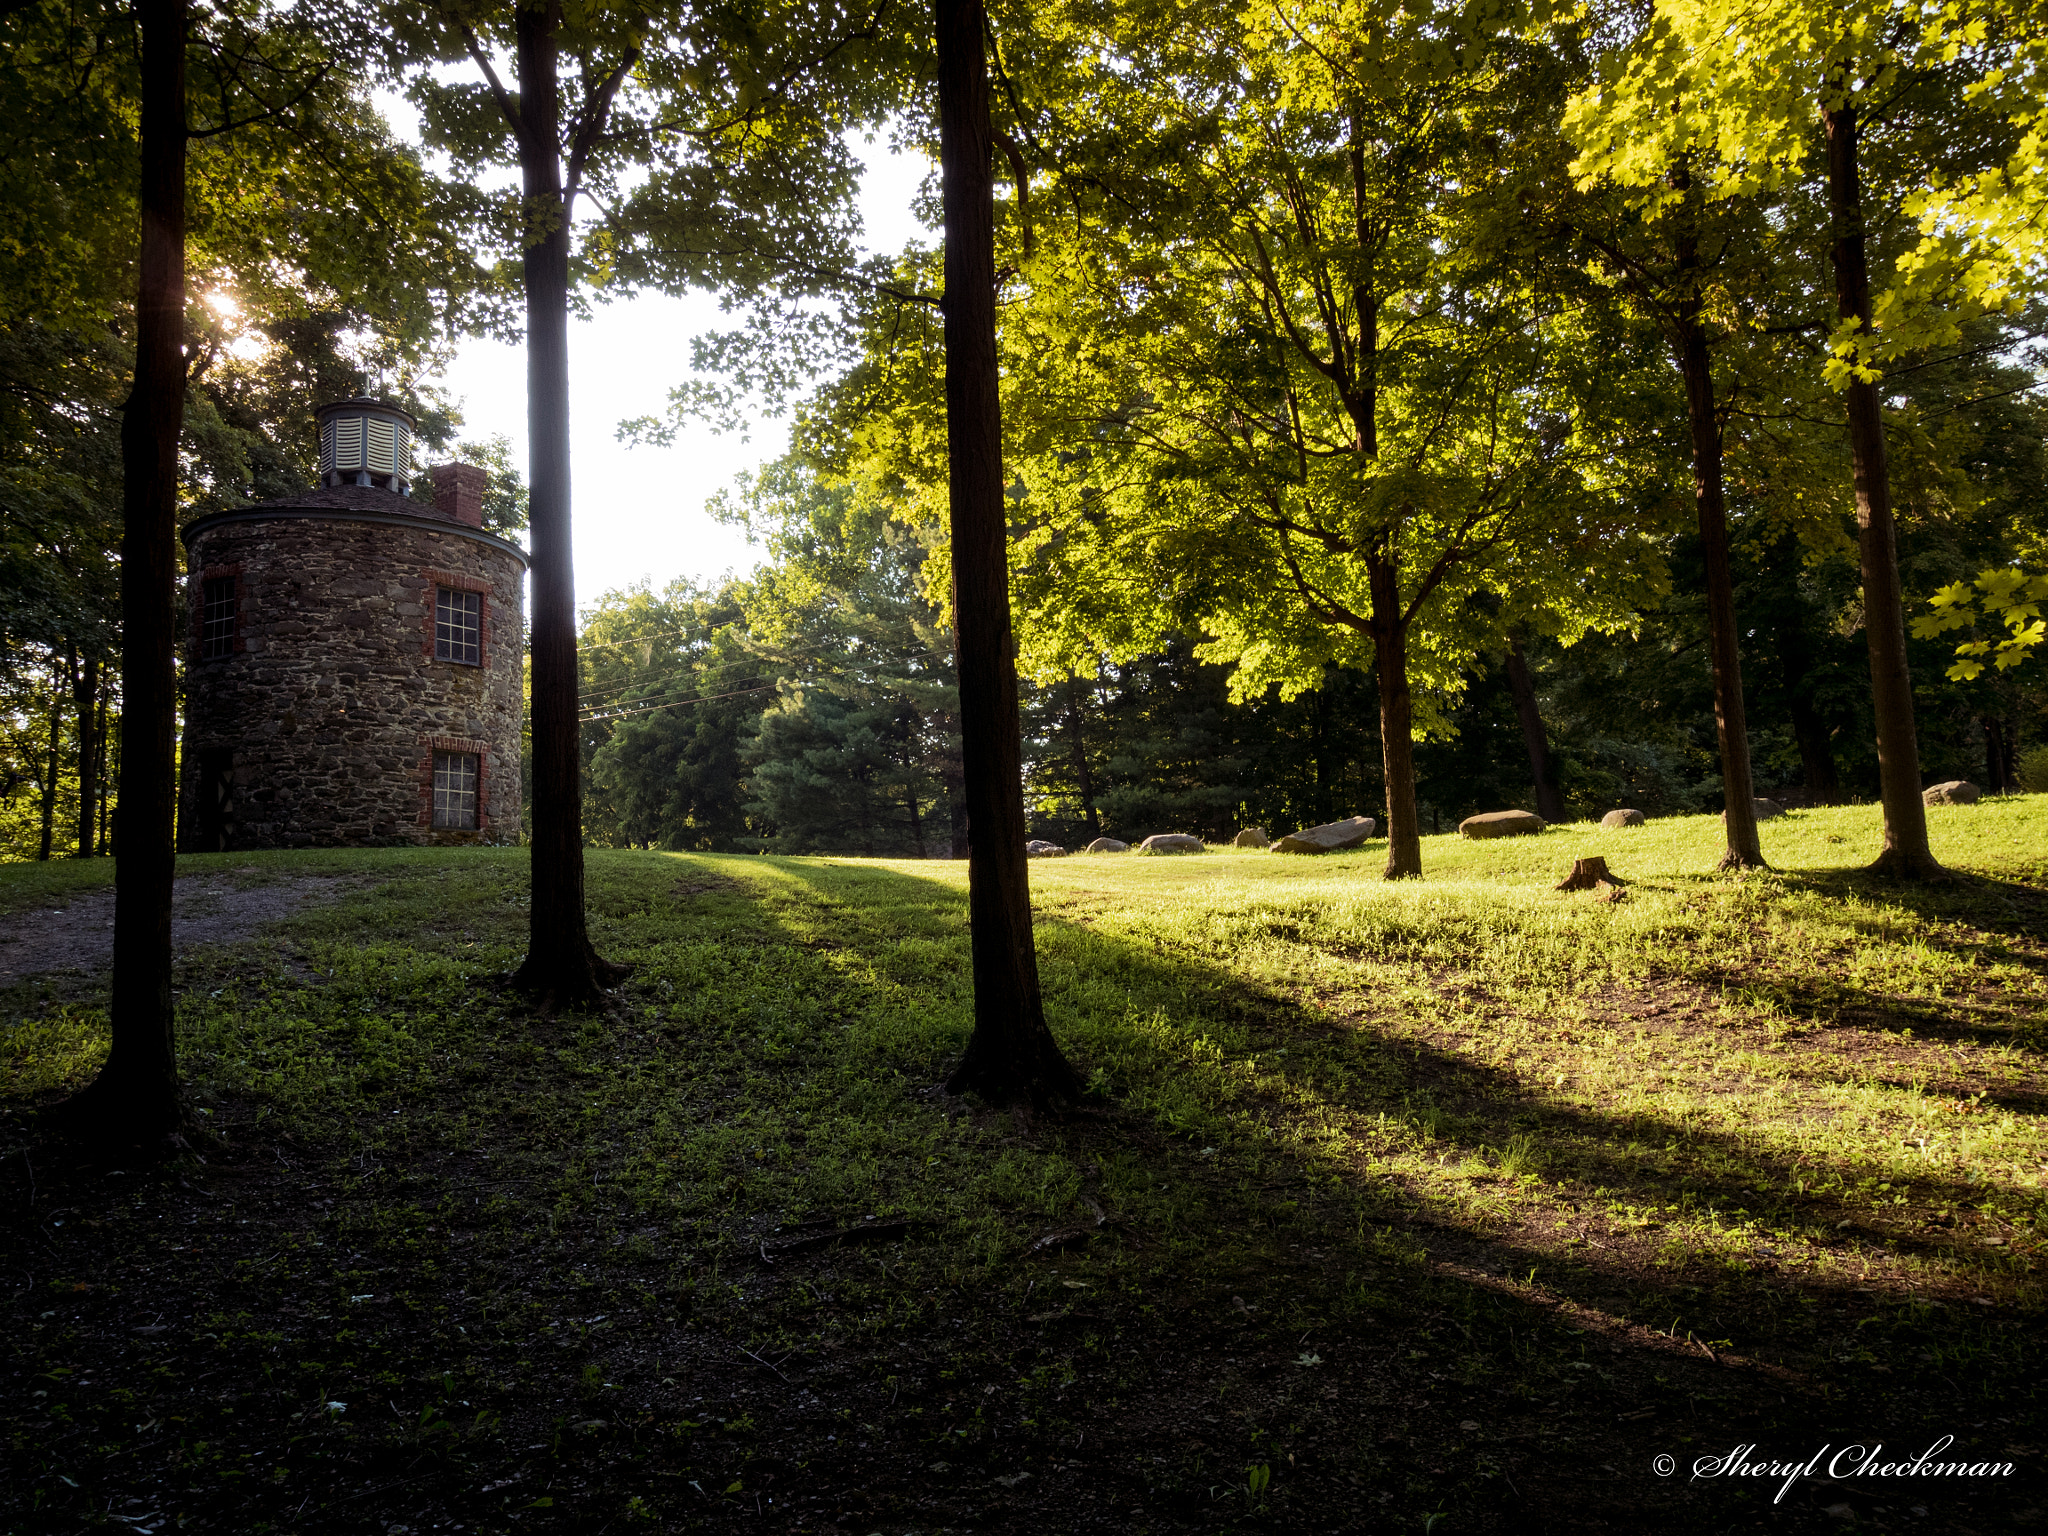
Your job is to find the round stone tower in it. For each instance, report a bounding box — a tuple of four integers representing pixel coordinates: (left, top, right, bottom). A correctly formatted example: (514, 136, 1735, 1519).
(178, 400, 529, 851)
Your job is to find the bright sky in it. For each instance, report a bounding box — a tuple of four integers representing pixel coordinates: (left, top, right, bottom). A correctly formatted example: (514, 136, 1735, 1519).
(378, 92, 931, 613)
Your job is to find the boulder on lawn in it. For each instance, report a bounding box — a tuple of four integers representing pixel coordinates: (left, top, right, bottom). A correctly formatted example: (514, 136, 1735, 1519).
(1233, 827, 1270, 848)
(1723, 798, 1784, 823)
(1459, 810, 1546, 839)
(1272, 816, 1376, 854)
(1137, 833, 1205, 855)
(1084, 836, 1129, 853)
(1026, 840, 1067, 858)
(1924, 780, 1983, 806)
(1600, 808, 1645, 829)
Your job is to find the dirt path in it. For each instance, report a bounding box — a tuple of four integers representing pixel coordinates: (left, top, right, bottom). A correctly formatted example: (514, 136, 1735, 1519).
(0, 873, 352, 983)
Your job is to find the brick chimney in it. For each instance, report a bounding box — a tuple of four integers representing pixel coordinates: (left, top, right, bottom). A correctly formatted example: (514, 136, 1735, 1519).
(431, 462, 488, 528)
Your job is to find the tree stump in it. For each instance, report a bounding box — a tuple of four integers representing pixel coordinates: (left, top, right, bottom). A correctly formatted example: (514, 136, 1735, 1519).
(1555, 856, 1613, 892)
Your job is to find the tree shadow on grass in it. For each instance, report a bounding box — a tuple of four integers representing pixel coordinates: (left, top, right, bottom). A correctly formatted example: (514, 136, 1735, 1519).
(695, 854, 2040, 1531)
(2, 848, 2035, 1536)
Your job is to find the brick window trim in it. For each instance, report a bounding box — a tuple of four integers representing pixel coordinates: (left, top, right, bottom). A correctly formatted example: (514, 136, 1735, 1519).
(417, 734, 492, 830)
(192, 562, 246, 659)
(420, 569, 492, 666)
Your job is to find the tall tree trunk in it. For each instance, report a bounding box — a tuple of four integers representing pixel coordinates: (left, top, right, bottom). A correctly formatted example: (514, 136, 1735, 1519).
(38, 657, 64, 862)
(1665, 160, 1764, 869)
(1824, 95, 1942, 878)
(94, 688, 111, 855)
(904, 741, 927, 858)
(936, 703, 969, 858)
(1778, 613, 1841, 803)
(1673, 308, 1765, 869)
(1067, 675, 1098, 836)
(1313, 674, 1333, 824)
(1369, 557, 1422, 878)
(53, 0, 186, 1143)
(1983, 716, 2006, 795)
(73, 652, 100, 856)
(1504, 634, 1565, 823)
(935, 0, 1078, 1112)
(509, 0, 624, 1004)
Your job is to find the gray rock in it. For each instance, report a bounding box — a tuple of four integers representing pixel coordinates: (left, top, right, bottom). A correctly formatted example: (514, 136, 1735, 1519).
(1233, 827, 1270, 848)
(1084, 837, 1128, 853)
(1136, 833, 1205, 855)
(1272, 816, 1376, 854)
(1026, 840, 1067, 858)
(1600, 808, 1645, 829)
(1723, 799, 1784, 823)
(1459, 810, 1546, 839)
(1924, 780, 1983, 806)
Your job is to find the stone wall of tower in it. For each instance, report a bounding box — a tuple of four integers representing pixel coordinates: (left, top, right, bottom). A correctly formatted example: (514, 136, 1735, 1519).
(178, 503, 525, 850)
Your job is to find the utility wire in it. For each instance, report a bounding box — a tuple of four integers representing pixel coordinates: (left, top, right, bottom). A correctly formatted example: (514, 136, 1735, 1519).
(581, 673, 780, 717)
(577, 656, 884, 723)
(576, 682, 782, 723)
(575, 641, 843, 701)
(580, 662, 863, 719)
(577, 646, 872, 705)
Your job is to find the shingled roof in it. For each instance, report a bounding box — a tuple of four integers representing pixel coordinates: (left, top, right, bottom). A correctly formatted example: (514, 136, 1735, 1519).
(210, 482, 466, 526)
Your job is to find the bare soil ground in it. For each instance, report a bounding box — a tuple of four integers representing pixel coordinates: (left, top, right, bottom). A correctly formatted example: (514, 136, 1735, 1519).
(0, 873, 354, 984)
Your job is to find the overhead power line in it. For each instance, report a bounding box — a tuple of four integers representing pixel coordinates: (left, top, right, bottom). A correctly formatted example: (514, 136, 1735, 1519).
(576, 682, 782, 724)
(573, 639, 844, 702)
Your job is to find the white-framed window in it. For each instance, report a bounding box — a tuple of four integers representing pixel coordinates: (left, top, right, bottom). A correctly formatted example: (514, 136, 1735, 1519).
(432, 751, 479, 830)
(199, 576, 236, 659)
(435, 586, 481, 665)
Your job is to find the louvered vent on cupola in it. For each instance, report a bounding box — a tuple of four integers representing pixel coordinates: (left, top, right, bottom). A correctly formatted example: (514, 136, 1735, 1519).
(315, 399, 415, 494)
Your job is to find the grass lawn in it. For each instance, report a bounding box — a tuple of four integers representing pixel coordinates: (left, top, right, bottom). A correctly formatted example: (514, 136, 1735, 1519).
(1, 799, 2043, 1534)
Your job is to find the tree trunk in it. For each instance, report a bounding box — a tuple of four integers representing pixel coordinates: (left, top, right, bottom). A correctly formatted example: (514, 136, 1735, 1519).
(1777, 607, 1841, 803)
(73, 652, 100, 856)
(937, 713, 969, 858)
(95, 688, 111, 855)
(38, 656, 64, 862)
(1663, 157, 1765, 869)
(52, 0, 186, 1144)
(1824, 96, 1943, 878)
(935, 0, 1078, 1112)
(509, 0, 624, 1005)
(1504, 634, 1565, 823)
(1673, 303, 1765, 870)
(1983, 716, 2006, 795)
(1369, 558, 1422, 879)
(1790, 694, 1841, 804)
(905, 746, 927, 858)
(1313, 674, 1333, 824)
(1067, 675, 1098, 837)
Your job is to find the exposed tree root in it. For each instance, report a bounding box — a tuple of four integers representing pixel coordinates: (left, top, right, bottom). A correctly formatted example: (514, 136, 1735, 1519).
(1866, 848, 1953, 882)
(511, 939, 636, 1013)
(943, 1039, 1081, 1119)
(40, 1071, 192, 1158)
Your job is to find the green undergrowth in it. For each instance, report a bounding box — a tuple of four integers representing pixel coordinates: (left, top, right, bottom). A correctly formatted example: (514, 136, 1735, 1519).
(2, 798, 2043, 1530)
(7, 800, 2046, 1312)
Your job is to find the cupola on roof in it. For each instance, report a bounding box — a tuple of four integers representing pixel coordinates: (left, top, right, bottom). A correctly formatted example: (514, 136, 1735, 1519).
(317, 398, 415, 495)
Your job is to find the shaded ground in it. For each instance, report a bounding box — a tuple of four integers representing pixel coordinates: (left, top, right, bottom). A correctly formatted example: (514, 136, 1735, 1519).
(1, 816, 2043, 1534)
(0, 872, 354, 985)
